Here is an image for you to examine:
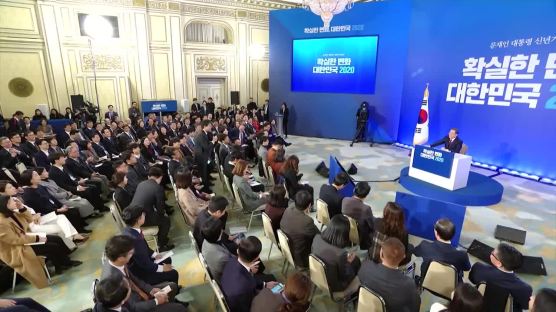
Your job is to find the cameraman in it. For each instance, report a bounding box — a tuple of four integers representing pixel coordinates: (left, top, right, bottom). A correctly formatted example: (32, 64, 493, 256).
(352, 101, 369, 145)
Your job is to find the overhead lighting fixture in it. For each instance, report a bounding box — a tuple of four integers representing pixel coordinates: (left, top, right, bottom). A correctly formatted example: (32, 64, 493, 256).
(83, 15, 114, 40)
(302, 0, 354, 29)
(249, 44, 266, 60)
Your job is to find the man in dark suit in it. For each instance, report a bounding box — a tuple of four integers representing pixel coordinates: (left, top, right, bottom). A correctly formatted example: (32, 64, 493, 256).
(93, 275, 132, 312)
(190, 98, 201, 114)
(359, 237, 421, 312)
(9, 133, 34, 167)
(194, 120, 214, 192)
(101, 128, 119, 156)
(414, 218, 470, 282)
(83, 120, 97, 140)
(122, 151, 143, 195)
(205, 97, 215, 116)
(430, 128, 463, 153)
(220, 236, 278, 312)
(319, 172, 349, 218)
(121, 205, 179, 285)
(341, 181, 374, 250)
(192, 196, 232, 252)
(0, 136, 22, 170)
(92, 133, 111, 158)
(167, 147, 186, 178)
(469, 243, 532, 311)
(279, 190, 319, 269)
(21, 130, 39, 159)
(118, 125, 136, 152)
(34, 139, 52, 170)
(129, 167, 173, 251)
(65, 145, 111, 199)
(217, 134, 230, 164)
(8, 111, 25, 134)
(101, 235, 186, 312)
(58, 123, 72, 148)
(105, 105, 119, 122)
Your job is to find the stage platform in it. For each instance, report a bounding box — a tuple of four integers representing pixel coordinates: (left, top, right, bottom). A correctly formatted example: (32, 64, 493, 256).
(399, 166, 504, 206)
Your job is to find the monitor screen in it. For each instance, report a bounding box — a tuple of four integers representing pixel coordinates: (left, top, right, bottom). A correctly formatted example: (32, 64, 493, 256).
(291, 36, 379, 94)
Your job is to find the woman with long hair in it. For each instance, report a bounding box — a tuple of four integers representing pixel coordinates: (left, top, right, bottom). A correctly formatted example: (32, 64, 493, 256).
(32, 109, 46, 121)
(37, 118, 54, 137)
(264, 185, 289, 237)
(311, 215, 361, 293)
(280, 155, 314, 200)
(251, 272, 312, 312)
(49, 108, 62, 120)
(430, 283, 483, 312)
(112, 171, 132, 210)
(232, 160, 268, 212)
(371, 202, 411, 264)
(0, 195, 80, 281)
(530, 288, 556, 312)
(175, 170, 209, 225)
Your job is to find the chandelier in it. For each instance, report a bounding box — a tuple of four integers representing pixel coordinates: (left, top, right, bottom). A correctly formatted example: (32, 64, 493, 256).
(302, 0, 354, 29)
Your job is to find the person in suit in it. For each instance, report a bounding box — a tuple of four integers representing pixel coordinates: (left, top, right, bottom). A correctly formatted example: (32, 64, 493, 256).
(175, 170, 209, 226)
(192, 196, 234, 253)
(118, 125, 136, 153)
(93, 275, 131, 312)
(33, 139, 52, 170)
(105, 105, 119, 122)
(0, 195, 80, 281)
(101, 128, 119, 156)
(430, 283, 483, 312)
(280, 155, 314, 200)
(264, 186, 289, 239)
(319, 172, 349, 219)
(194, 120, 214, 192)
(261, 99, 269, 122)
(370, 202, 412, 265)
(250, 272, 312, 312)
(266, 137, 286, 179)
(121, 205, 179, 285)
(279, 190, 319, 269)
(469, 243, 532, 311)
(220, 236, 278, 312)
(341, 181, 374, 250)
(129, 167, 173, 252)
(0, 297, 50, 312)
(0, 136, 19, 171)
(232, 160, 268, 212)
(191, 98, 201, 114)
(91, 133, 111, 159)
(430, 128, 463, 153)
(167, 147, 186, 179)
(311, 215, 361, 294)
(58, 123, 72, 148)
(65, 145, 111, 199)
(359, 237, 421, 312)
(8, 111, 24, 134)
(205, 97, 216, 116)
(48, 152, 107, 213)
(128, 101, 141, 121)
(218, 133, 231, 164)
(122, 151, 143, 195)
(279, 102, 289, 138)
(414, 218, 471, 282)
(113, 171, 133, 210)
(101, 235, 186, 312)
(21, 130, 39, 159)
(7, 133, 34, 167)
(200, 217, 233, 281)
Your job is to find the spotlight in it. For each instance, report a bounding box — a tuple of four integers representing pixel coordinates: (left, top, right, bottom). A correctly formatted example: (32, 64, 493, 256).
(83, 15, 114, 40)
(249, 44, 265, 60)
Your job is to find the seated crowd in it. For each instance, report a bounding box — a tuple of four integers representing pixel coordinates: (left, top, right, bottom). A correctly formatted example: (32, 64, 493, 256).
(0, 103, 554, 312)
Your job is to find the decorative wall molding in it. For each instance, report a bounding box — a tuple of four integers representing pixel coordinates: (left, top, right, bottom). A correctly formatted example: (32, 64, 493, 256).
(181, 4, 235, 18)
(195, 55, 226, 72)
(82, 53, 124, 71)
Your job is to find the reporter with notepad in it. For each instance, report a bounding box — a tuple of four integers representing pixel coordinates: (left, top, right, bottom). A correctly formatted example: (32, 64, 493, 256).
(0, 180, 87, 249)
(0, 195, 80, 283)
(232, 160, 268, 212)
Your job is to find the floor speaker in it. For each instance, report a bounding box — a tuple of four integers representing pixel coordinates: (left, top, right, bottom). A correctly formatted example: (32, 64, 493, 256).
(70, 94, 85, 111)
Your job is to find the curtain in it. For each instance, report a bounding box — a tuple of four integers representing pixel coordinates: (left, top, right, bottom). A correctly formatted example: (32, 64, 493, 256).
(186, 22, 229, 44)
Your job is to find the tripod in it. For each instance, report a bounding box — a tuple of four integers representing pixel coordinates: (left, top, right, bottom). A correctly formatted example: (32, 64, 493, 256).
(350, 121, 373, 147)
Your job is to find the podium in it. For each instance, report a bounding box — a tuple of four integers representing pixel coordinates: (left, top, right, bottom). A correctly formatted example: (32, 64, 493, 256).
(274, 113, 284, 136)
(409, 145, 472, 191)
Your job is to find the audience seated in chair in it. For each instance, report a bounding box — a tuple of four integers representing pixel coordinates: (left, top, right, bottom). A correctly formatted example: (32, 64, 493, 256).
(130, 167, 173, 252)
(279, 190, 319, 269)
(469, 243, 533, 311)
(430, 282, 483, 312)
(250, 272, 312, 312)
(319, 172, 349, 219)
(220, 236, 278, 312)
(192, 196, 236, 254)
(0, 298, 50, 312)
(93, 276, 131, 312)
(113, 171, 133, 210)
(414, 218, 471, 282)
(232, 159, 268, 212)
(359, 237, 421, 312)
(266, 137, 287, 181)
(281, 155, 314, 201)
(200, 217, 233, 281)
(341, 181, 374, 250)
(100, 235, 186, 312)
(121, 205, 179, 285)
(175, 170, 209, 225)
(311, 215, 361, 293)
(369, 202, 412, 266)
(0, 195, 80, 285)
(264, 185, 289, 239)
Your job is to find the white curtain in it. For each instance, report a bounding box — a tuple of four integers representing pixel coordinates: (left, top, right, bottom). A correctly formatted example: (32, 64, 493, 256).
(186, 22, 229, 44)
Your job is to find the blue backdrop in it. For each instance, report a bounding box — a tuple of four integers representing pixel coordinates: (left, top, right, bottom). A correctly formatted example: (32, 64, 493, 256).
(397, 0, 556, 178)
(270, 0, 411, 142)
(270, 0, 556, 179)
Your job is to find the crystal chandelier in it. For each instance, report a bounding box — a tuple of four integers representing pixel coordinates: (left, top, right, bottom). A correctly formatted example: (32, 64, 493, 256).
(302, 0, 354, 29)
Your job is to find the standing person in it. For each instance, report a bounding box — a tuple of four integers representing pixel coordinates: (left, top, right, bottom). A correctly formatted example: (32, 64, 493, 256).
(205, 97, 215, 117)
(341, 182, 374, 250)
(194, 120, 214, 193)
(129, 101, 141, 121)
(105, 105, 119, 122)
(279, 102, 289, 138)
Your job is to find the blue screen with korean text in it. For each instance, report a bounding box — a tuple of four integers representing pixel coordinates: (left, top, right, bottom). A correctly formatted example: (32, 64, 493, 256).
(291, 36, 378, 94)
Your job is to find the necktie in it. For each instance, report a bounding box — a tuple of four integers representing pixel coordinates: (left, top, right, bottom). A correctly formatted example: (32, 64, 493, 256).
(124, 267, 150, 301)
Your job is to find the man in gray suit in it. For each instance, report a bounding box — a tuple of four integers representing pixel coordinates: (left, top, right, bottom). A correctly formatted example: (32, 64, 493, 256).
(341, 181, 374, 250)
(100, 235, 186, 312)
(130, 166, 173, 251)
(279, 190, 319, 269)
(200, 217, 233, 281)
(194, 120, 214, 193)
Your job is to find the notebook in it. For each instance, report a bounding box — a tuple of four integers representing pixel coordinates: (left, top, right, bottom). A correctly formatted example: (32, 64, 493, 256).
(494, 225, 526, 245)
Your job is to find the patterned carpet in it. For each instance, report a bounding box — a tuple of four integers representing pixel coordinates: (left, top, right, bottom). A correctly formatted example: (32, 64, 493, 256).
(5, 135, 555, 311)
